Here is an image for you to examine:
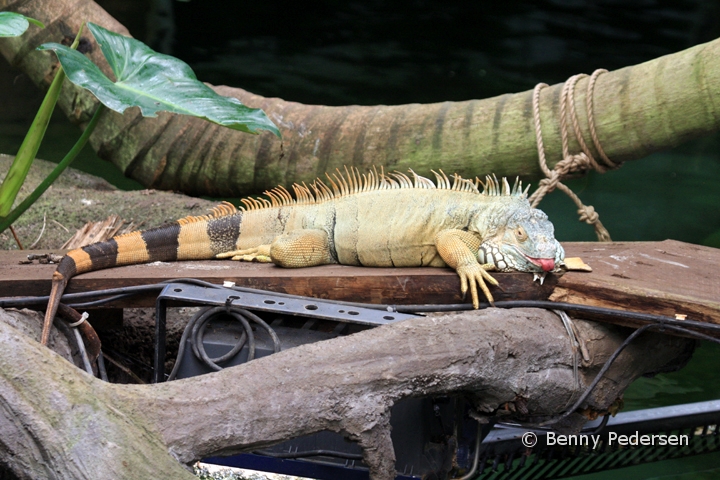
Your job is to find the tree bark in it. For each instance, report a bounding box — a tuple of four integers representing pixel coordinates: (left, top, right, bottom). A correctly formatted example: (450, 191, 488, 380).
(0, 307, 694, 480)
(2, 0, 719, 196)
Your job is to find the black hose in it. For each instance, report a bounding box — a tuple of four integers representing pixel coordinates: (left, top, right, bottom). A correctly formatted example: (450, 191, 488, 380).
(535, 322, 720, 426)
(167, 305, 282, 381)
(492, 322, 719, 429)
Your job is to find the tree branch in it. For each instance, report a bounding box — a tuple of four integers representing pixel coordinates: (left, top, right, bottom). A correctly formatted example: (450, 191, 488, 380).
(0, 307, 694, 479)
(2, 0, 719, 196)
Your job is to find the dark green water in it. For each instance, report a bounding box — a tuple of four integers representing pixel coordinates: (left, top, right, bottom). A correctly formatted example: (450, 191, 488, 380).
(2, 0, 720, 477)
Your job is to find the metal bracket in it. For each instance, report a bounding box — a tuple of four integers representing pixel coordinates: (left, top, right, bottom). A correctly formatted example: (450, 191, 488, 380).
(159, 283, 418, 325)
(153, 283, 420, 382)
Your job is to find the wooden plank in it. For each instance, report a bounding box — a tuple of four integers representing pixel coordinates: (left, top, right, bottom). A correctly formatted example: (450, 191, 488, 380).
(556, 240, 720, 325)
(0, 250, 556, 307)
(2, 240, 718, 332)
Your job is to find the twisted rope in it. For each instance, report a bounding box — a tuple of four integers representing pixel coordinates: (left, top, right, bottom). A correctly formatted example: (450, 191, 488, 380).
(529, 69, 618, 242)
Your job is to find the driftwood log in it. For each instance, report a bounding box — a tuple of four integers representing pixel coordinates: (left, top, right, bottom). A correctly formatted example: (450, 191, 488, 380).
(1, 0, 719, 196)
(0, 306, 694, 480)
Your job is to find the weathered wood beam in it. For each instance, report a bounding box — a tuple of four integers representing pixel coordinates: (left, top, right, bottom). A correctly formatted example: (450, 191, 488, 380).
(0, 250, 557, 307)
(558, 240, 720, 326)
(2, 240, 719, 334)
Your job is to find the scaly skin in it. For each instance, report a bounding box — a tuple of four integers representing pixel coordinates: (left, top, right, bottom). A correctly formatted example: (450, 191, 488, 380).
(40, 168, 564, 345)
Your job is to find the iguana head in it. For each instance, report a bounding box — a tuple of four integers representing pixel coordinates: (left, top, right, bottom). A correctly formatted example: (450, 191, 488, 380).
(475, 201, 565, 275)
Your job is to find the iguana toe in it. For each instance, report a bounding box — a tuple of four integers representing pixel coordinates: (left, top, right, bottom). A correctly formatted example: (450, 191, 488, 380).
(229, 253, 272, 262)
(218, 245, 272, 261)
(457, 264, 496, 308)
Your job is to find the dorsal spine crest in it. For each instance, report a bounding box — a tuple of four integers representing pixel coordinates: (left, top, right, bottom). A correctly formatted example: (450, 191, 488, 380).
(234, 166, 528, 212)
(176, 201, 238, 225)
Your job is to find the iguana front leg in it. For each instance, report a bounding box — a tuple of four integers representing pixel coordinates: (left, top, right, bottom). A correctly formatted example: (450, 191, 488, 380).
(435, 229, 499, 308)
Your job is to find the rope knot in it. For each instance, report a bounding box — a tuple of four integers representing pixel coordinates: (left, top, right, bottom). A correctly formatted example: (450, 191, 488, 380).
(537, 173, 560, 192)
(531, 69, 616, 242)
(577, 205, 598, 224)
(560, 153, 592, 174)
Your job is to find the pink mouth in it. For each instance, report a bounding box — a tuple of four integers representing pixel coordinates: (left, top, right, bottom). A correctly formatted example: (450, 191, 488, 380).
(527, 257, 555, 272)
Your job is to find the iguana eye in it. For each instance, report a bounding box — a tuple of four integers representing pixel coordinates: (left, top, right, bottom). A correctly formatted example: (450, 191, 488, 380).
(515, 227, 528, 241)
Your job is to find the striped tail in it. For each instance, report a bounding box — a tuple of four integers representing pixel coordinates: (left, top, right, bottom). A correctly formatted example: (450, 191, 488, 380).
(41, 202, 242, 345)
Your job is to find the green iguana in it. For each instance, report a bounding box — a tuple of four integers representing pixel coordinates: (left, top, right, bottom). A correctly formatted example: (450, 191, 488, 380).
(41, 168, 564, 344)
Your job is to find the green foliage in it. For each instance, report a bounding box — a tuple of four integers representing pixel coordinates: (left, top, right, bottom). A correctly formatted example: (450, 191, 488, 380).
(38, 23, 280, 136)
(0, 64, 66, 217)
(0, 15, 57, 220)
(0, 12, 44, 37)
(1, 19, 279, 238)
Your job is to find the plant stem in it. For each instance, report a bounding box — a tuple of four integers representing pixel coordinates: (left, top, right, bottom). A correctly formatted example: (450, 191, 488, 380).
(0, 106, 104, 236)
(0, 23, 85, 217)
(0, 67, 67, 217)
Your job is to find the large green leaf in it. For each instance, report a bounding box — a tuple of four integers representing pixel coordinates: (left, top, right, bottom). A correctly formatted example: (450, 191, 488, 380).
(38, 22, 280, 136)
(0, 12, 44, 37)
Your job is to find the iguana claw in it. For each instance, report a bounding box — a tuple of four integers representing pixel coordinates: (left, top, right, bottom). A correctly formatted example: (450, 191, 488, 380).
(456, 263, 498, 308)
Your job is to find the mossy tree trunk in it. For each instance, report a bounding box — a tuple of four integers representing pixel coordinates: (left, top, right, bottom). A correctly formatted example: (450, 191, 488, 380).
(0, 308, 694, 480)
(1, 0, 719, 197)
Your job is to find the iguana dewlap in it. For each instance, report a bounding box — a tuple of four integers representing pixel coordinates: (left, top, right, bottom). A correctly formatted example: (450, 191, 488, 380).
(41, 168, 564, 344)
